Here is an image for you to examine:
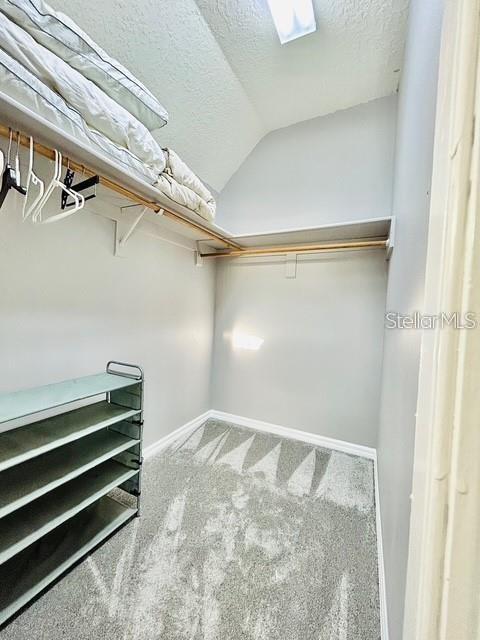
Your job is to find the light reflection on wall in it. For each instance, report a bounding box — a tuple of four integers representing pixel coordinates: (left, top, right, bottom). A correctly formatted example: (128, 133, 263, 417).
(230, 329, 264, 351)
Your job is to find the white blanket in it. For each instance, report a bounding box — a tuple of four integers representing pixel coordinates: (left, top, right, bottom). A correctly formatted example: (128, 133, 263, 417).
(0, 13, 216, 221)
(2, 0, 169, 130)
(156, 149, 216, 222)
(0, 12, 166, 175)
(0, 48, 160, 183)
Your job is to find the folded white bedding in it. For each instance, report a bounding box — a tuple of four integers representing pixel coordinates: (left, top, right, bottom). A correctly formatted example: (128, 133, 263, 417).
(0, 49, 216, 220)
(0, 47, 160, 183)
(0, 13, 216, 221)
(156, 149, 216, 222)
(1, 0, 169, 130)
(0, 12, 166, 175)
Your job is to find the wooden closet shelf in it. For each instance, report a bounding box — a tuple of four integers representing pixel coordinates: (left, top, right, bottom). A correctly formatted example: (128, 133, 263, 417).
(0, 97, 241, 251)
(0, 99, 394, 259)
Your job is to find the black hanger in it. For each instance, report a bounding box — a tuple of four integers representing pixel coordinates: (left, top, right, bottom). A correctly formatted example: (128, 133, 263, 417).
(0, 130, 27, 209)
(61, 167, 98, 210)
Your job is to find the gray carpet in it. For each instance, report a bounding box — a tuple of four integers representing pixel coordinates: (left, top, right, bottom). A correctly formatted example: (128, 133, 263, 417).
(1, 419, 380, 639)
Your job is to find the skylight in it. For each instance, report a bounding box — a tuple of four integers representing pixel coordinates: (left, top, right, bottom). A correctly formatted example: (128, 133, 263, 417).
(266, 0, 317, 44)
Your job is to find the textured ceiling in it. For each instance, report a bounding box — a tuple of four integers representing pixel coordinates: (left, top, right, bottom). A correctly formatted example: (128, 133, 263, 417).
(50, 0, 408, 191)
(195, 0, 409, 130)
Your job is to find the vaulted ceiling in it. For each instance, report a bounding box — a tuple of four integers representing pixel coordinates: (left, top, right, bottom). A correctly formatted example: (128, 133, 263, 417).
(50, 0, 409, 192)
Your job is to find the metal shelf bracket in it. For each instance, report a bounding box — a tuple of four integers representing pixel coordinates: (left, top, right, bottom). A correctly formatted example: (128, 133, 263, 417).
(285, 253, 297, 278)
(386, 216, 396, 260)
(195, 241, 204, 267)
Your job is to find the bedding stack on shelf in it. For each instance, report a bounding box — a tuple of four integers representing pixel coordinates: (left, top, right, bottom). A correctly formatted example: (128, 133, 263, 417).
(0, 0, 216, 221)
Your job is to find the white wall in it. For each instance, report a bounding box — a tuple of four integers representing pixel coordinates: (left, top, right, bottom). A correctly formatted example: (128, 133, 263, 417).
(216, 96, 397, 234)
(211, 251, 387, 447)
(376, 1, 445, 638)
(210, 98, 396, 447)
(0, 162, 216, 448)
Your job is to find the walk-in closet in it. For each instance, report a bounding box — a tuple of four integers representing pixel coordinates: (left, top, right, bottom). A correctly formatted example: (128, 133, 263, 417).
(1, 1, 478, 639)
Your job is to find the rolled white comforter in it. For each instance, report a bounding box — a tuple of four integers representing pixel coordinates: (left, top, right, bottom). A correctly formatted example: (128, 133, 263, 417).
(157, 149, 216, 222)
(0, 11, 216, 221)
(0, 11, 166, 175)
(2, 0, 169, 130)
(0, 48, 161, 183)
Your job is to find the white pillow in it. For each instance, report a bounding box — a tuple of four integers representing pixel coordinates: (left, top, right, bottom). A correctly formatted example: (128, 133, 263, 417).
(1, 0, 169, 131)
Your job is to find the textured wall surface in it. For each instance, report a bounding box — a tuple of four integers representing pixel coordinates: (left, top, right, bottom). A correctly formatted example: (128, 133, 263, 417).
(47, 0, 263, 192)
(47, 0, 408, 192)
(0, 158, 216, 448)
(216, 96, 397, 233)
(211, 252, 388, 447)
(376, 0, 444, 637)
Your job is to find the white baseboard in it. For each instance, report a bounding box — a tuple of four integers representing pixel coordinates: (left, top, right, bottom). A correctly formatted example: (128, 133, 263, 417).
(143, 409, 376, 461)
(209, 409, 376, 459)
(142, 407, 388, 639)
(143, 410, 210, 459)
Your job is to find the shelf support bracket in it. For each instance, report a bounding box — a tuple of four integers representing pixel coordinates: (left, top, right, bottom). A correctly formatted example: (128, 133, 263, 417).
(386, 216, 396, 260)
(285, 253, 297, 279)
(195, 241, 204, 267)
(115, 206, 149, 257)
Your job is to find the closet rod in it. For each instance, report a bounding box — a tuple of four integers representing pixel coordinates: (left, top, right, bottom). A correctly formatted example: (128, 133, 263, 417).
(0, 124, 242, 250)
(200, 238, 388, 258)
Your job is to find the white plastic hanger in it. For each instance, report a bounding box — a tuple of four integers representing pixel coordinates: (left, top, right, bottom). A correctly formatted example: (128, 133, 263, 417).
(32, 150, 84, 224)
(22, 136, 45, 221)
(14, 131, 21, 189)
(31, 148, 60, 223)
